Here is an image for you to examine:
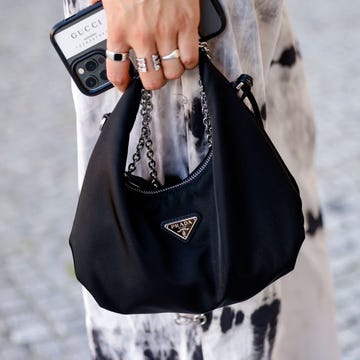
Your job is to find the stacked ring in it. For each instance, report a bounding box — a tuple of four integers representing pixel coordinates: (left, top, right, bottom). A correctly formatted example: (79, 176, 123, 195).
(152, 54, 161, 71)
(161, 49, 180, 61)
(106, 50, 130, 62)
(136, 57, 147, 73)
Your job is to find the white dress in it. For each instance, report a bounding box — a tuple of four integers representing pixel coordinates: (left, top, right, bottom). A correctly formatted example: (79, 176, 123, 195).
(63, 0, 340, 358)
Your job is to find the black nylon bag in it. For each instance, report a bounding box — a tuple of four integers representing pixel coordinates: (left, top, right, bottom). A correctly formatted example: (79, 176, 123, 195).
(69, 51, 305, 314)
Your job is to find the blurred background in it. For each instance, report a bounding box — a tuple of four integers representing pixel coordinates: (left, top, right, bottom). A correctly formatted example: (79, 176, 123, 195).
(0, 0, 359, 359)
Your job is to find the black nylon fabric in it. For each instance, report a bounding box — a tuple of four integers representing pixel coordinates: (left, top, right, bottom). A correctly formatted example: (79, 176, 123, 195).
(69, 52, 305, 314)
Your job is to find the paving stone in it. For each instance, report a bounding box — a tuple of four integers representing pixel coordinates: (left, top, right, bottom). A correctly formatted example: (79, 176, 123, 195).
(63, 348, 92, 360)
(338, 328, 359, 353)
(337, 301, 360, 330)
(332, 255, 360, 279)
(62, 333, 91, 358)
(0, 344, 31, 360)
(35, 293, 77, 316)
(30, 340, 63, 360)
(46, 306, 86, 337)
(0, 295, 29, 315)
(9, 325, 50, 347)
(7, 314, 52, 345)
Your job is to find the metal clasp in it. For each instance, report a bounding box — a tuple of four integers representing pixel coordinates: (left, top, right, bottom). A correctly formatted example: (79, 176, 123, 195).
(174, 313, 207, 326)
(232, 74, 254, 92)
(99, 113, 111, 131)
(199, 42, 211, 59)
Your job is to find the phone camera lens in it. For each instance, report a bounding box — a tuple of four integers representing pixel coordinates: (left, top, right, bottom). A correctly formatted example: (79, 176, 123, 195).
(100, 70, 108, 81)
(85, 59, 98, 72)
(85, 76, 98, 89)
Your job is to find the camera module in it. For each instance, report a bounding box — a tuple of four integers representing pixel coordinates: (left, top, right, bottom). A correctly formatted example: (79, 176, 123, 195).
(73, 51, 110, 93)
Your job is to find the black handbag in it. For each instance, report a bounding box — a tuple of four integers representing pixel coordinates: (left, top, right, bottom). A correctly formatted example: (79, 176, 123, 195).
(69, 48, 305, 315)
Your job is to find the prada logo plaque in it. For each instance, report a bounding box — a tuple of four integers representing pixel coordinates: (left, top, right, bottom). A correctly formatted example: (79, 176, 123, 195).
(161, 214, 200, 242)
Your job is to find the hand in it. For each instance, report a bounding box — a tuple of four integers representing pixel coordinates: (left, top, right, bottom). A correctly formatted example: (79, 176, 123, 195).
(90, 0, 200, 91)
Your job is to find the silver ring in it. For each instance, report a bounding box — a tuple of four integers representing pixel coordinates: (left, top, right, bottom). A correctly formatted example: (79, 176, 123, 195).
(161, 49, 180, 61)
(105, 50, 129, 62)
(136, 57, 147, 73)
(152, 54, 161, 71)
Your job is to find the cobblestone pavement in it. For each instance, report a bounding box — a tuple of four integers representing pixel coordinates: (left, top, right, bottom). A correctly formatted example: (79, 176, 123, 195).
(287, 1, 360, 359)
(0, 1, 358, 359)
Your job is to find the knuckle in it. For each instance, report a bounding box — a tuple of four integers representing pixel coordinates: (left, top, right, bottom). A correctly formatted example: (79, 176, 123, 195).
(142, 78, 167, 90)
(177, 11, 199, 30)
(181, 55, 198, 69)
(156, 23, 171, 39)
(112, 82, 128, 91)
(132, 27, 152, 47)
(108, 74, 128, 89)
(108, 34, 126, 46)
(164, 68, 184, 80)
(106, 22, 126, 44)
(177, 13, 190, 29)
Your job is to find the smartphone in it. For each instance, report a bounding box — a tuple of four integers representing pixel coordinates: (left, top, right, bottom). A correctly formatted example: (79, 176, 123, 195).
(50, 0, 226, 96)
(198, 0, 226, 41)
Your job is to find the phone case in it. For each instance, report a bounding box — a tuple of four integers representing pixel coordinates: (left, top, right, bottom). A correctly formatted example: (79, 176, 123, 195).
(50, 3, 110, 96)
(50, 0, 226, 96)
(199, 0, 226, 41)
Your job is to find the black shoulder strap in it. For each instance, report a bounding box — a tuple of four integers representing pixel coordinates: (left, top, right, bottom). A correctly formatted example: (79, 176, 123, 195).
(231, 74, 263, 129)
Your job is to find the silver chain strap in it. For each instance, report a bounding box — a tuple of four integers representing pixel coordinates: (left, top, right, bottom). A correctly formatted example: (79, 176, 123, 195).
(127, 89, 160, 188)
(199, 79, 212, 146)
(127, 67, 212, 189)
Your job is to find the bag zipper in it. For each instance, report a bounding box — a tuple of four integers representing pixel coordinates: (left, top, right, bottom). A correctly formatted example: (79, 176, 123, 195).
(125, 149, 213, 195)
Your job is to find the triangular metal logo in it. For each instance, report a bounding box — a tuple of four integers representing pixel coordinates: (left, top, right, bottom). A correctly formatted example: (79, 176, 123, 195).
(161, 215, 199, 242)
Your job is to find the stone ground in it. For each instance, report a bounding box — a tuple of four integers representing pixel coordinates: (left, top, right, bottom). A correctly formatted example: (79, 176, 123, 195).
(0, 0, 358, 359)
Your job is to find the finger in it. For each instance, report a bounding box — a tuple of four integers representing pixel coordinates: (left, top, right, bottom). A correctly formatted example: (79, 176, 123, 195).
(133, 39, 167, 90)
(89, 0, 100, 5)
(105, 46, 132, 92)
(104, 8, 133, 92)
(177, 27, 199, 70)
(157, 41, 184, 81)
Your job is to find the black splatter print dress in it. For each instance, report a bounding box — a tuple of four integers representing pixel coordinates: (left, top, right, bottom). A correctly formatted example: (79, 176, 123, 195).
(63, 0, 340, 358)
